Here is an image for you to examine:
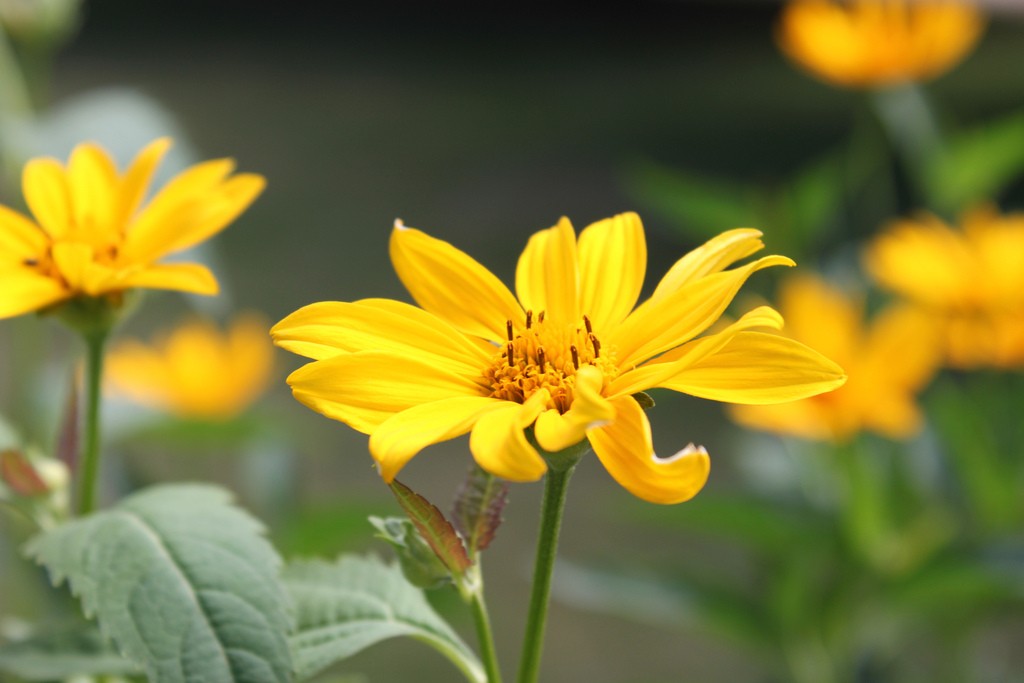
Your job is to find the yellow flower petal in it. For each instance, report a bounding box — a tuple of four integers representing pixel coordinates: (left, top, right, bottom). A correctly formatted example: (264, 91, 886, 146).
(226, 314, 276, 408)
(51, 242, 115, 296)
(115, 137, 172, 227)
(0, 206, 46, 260)
(370, 396, 508, 482)
(534, 364, 615, 452)
(864, 215, 973, 308)
(67, 143, 118, 239)
(728, 274, 939, 443)
(776, 275, 861, 365)
(0, 140, 261, 319)
(105, 340, 173, 403)
(613, 255, 794, 368)
(515, 216, 579, 325)
(659, 330, 846, 404)
(608, 305, 785, 397)
(22, 157, 72, 239)
(729, 398, 839, 442)
(288, 351, 483, 434)
(0, 268, 67, 318)
(649, 228, 764, 304)
(107, 313, 274, 420)
(588, 395, 710, 505)
(270, 298, 491, 376)
(390, 222, 523, 340)
(122, 170, 265, 264)
(469, 391, 549, 482)
(861, 304, 939, 390)
(777, 0, 985, 88)
(578, 212, 646, 331)
(115, 262, 219, 295)
(652, 305, 785, 368)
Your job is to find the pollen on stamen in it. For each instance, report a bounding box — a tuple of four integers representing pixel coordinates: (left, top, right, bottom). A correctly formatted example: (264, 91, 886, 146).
(583, 315, 593, 335)
(570, 345, 579, 369)
(538, 311, 546, 323)
(506, 342, 514, 367)
(590, 333, 601, 358)
(537, 346, 547, 369)
(526, 310, 533, 329)
(506, 319, 514, 341)
(23, 258, 38, 267)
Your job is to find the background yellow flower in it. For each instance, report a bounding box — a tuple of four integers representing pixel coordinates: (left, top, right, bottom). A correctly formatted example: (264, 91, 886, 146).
(106, 313, 274, 421)
(777, 0, 984, 88)
(866, 207, 1024, 368)
(0, 138, 264, 320)
(731, 274, 939, 442)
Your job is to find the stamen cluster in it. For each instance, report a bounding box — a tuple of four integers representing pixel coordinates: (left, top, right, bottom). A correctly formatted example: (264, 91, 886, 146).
(485, 311, 616, 412)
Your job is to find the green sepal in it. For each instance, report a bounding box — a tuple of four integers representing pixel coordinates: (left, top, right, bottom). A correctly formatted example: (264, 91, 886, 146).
(48, 293, 136, 341)
(1, 449, 49, 496)
(388, 479, 471, 577)
(451, 464, 508, 555)
(632, 392, 656, 411)
(370, 515, 452, 590)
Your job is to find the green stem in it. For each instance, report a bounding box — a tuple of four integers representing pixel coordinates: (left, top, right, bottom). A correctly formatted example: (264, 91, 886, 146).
(516, 465, 574, 683)
(869, 84, 943, 208)
(467, 573, 503, 683)
(75, 330, 108, 516)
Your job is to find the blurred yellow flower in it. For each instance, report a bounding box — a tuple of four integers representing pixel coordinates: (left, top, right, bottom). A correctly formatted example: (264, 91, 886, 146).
(273, 214, 845, 504)
(777, 0, 984, 88)
(107, 314, 274, 420)
(731, 275, 939, 442)
(0, 138, 265, 320)
(866, 207, 1024, 369)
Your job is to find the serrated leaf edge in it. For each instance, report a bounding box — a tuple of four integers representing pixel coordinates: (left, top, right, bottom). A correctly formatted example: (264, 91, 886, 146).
(24, 484, 293, 682)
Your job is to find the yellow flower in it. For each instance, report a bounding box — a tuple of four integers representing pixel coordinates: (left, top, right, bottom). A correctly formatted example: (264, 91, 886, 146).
(730, 274, 939, 442)
(777, 0, 985, 88)
(106, 313, 274, 420)
(272, 214, 845, 504)
(0, 138, 265, 320)
(866, 207, 1024, 369)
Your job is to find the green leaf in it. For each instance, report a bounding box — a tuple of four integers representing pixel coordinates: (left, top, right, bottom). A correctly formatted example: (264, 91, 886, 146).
(25, 483, 293, 683)
(625, 161, 761, 240)
(777, 153, 845, 247)
(0, 626, 140, 680)
(925, 110, 1024, 214)
(284, 555, 485, 683)
(928, 377, 1020, 532)
(389, 479, 471, 575)
(451, 465, 508, 555)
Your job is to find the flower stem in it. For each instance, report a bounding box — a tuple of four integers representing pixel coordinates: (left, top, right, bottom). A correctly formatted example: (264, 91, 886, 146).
(516, 465, 574, 683)
(75, 329, 108, 516)
(467, 573, 503, 683)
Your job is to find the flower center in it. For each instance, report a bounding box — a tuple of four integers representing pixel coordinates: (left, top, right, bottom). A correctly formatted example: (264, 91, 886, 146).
(485, 310, 617, 413)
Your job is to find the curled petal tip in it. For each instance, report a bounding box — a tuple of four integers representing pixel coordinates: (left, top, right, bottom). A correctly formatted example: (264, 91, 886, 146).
(669, 443, 708, 462)
(394, 218, 407, 231)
